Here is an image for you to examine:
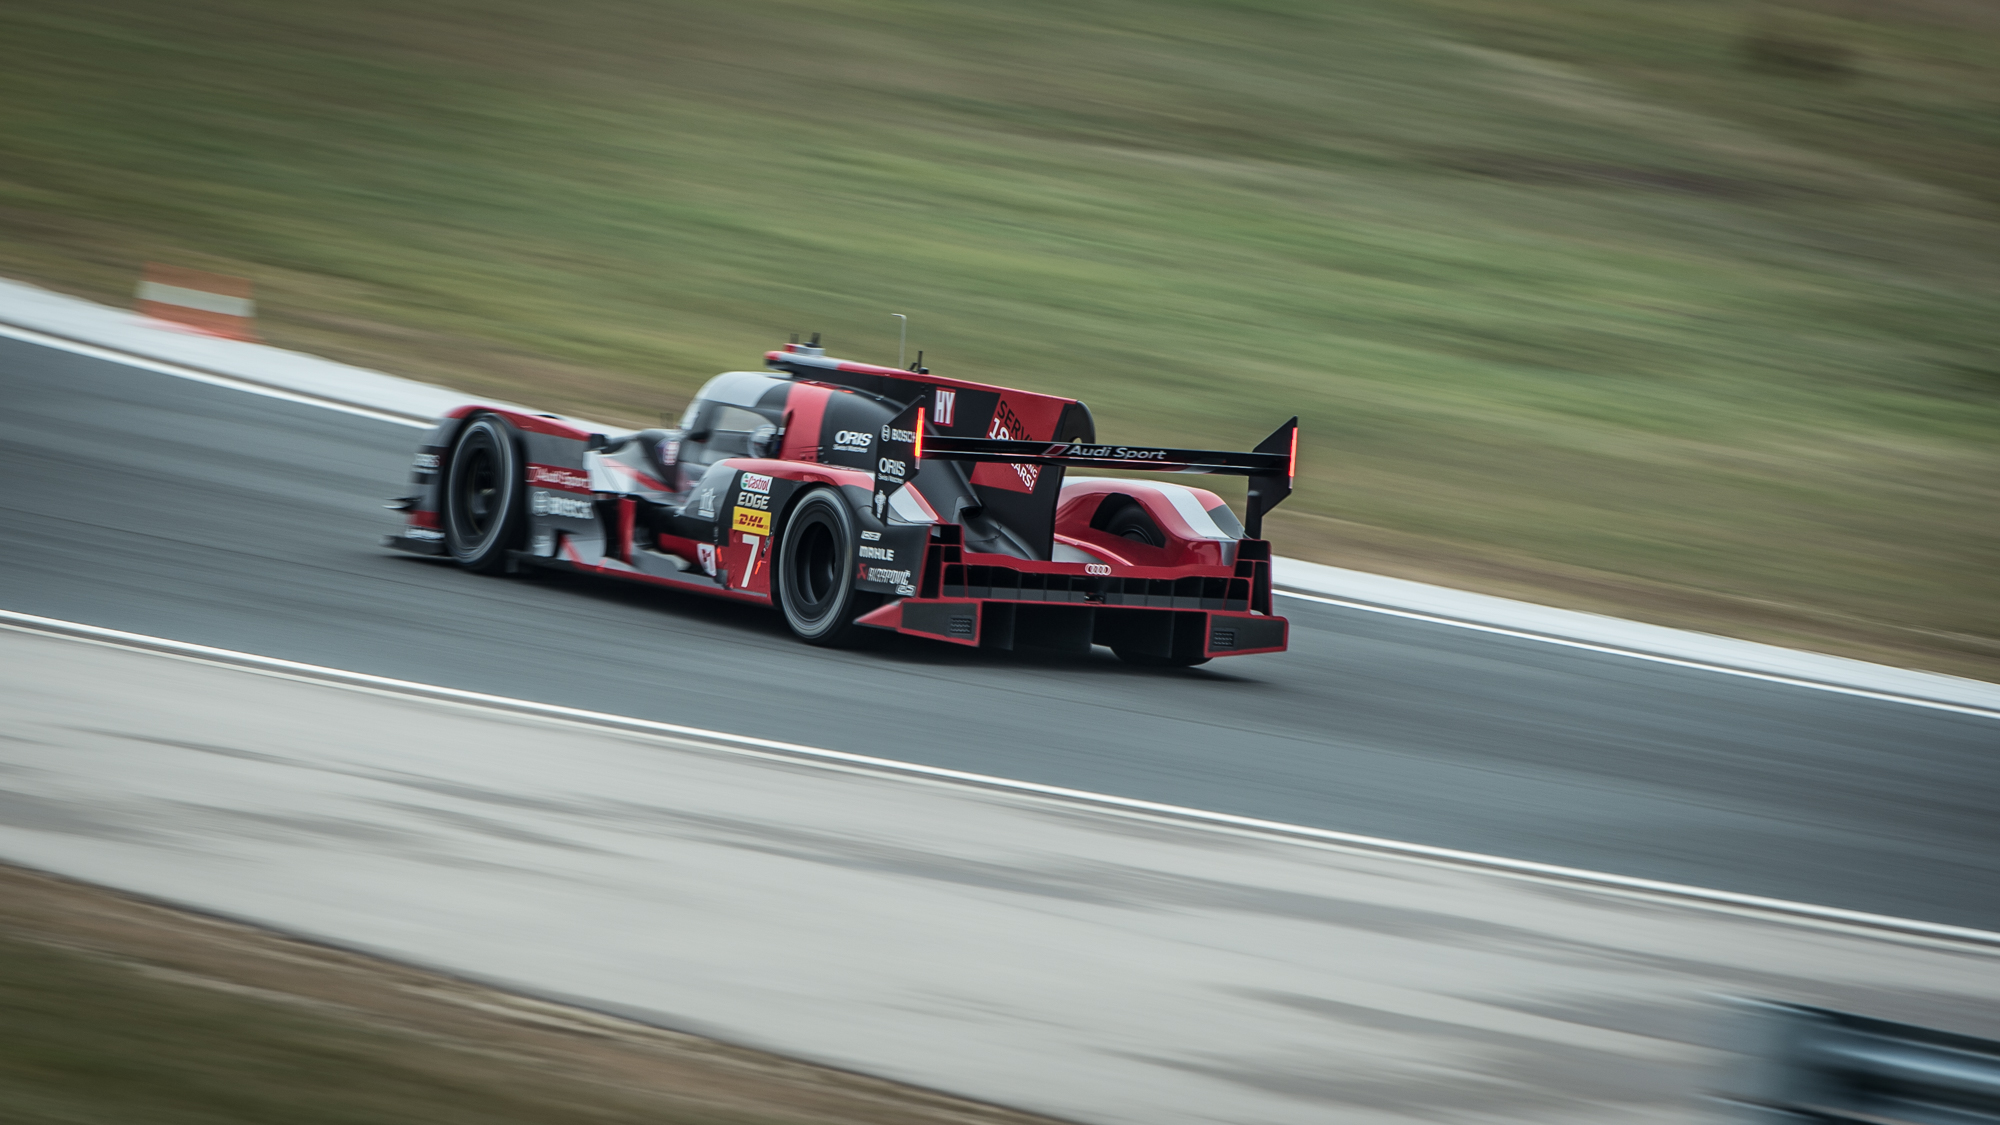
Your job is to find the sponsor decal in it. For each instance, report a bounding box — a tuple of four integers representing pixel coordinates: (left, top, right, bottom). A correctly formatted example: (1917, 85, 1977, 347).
(405, 526, 444, 541)
(865, 566, 912, 586)
(1084, 563, 1112, 576)
(1059, 444, 1170, 461)
(877, 457, 907, 479)
(657, 437, 680, 466)
(413, 452, 440, 471)
(833, 429, 873, 452)
(859, 545, 895, 561)
(732, 506, 771, 537)
(527, 464, 591, 493)
(697, 542, 717, 575)
(860, 530, 881, 541)
(987, 400, 1040, 490)
(739, 472, 772, 494)
(734, 489, 770, 510)
(933, 388, 956, 427)
(879, 424, 918, 444)
(531, 489, 595, 520)
(692, 477, 723, 519)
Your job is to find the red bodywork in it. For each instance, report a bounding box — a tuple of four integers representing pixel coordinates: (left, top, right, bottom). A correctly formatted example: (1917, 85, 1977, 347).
(397, 350, 1289, 661)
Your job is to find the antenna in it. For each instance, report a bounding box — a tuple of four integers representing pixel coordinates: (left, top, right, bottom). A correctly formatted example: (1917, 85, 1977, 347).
(891, 313, 907, 369)
(911, 349, 927, 374)
(789, 332, 799, 345)
(809, 331, 821, 347)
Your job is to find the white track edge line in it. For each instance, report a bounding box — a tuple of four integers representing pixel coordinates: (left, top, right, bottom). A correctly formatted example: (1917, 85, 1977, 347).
(8, 319, 1990, 721)
(1276, 588, 2000, 720)
(0, 321, 431, 429)
(4, 607, 1996, 951)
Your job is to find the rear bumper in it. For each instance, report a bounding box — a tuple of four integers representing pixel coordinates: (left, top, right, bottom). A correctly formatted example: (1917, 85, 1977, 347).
(856, 599, 1286, 658)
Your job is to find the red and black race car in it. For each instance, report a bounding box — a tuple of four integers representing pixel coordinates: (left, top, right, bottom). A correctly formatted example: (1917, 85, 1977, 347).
(386, 340, 1296, 666)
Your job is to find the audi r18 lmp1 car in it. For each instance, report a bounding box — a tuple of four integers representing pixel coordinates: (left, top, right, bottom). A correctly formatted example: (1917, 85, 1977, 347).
(385, 340, 1297, 666)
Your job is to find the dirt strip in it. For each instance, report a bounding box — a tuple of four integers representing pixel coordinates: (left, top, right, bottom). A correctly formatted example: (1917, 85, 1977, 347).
(0, 862, 1066, 1125)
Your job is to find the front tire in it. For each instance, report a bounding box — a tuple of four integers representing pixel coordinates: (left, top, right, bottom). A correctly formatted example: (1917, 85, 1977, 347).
(442, 414, 525, 573)
(776, 489, 871, 646)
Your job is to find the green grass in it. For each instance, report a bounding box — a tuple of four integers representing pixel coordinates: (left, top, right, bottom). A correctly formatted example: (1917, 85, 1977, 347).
(0, 932, 742, 1125)
(1, 0, 1995, 674)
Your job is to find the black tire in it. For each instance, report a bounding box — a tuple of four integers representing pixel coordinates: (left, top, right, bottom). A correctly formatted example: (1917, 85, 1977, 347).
(442, 414, 525, 573)
(1094, 494, 1166, 548)
(776, 488, 871, 646)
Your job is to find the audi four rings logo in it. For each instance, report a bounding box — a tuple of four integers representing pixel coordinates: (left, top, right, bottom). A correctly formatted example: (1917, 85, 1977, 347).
(1084, 563, 1112, 575)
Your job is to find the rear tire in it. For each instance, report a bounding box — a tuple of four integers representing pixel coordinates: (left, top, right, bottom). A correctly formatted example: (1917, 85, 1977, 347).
(443, 414, 525, 573)
(776, 489, 871, 646)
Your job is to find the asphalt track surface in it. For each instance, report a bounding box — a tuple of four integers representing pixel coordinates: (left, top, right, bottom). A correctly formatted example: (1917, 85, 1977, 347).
(4, 334, 1996, 929)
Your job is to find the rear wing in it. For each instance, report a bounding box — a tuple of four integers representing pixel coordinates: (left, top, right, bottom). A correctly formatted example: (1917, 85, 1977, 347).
(874, 404, 1298, 538)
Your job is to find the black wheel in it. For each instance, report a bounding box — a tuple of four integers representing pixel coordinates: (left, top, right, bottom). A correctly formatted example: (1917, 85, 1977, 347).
(1093, 494, 1166, 548)
(776, 488, 871, 646)
(1112, 647, 1210, 668)
(443, 414, 525, 573)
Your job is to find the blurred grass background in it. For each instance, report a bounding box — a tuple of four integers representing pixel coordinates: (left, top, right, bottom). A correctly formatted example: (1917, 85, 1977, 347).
(0, 0, 1994, 676)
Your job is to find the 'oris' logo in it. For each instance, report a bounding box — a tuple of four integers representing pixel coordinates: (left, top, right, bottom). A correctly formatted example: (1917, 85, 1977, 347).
(878, 457, 907, 478)
(833, 430, 872, 452)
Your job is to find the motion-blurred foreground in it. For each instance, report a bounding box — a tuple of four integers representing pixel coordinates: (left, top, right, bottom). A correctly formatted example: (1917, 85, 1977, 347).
(1, 0, 1996, 676)
(3, 623, 1998, 1125)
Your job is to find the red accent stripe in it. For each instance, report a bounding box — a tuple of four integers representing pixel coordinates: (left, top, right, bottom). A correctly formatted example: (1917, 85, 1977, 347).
(780, 383, 831, 462)
(446, 405, 594, 440)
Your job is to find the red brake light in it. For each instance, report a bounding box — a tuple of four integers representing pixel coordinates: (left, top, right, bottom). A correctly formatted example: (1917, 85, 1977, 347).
(1288, 424, 1298, 482)
(914, 407, 925, 462)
